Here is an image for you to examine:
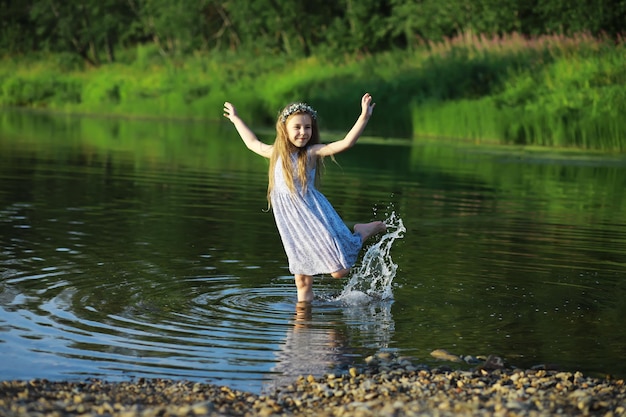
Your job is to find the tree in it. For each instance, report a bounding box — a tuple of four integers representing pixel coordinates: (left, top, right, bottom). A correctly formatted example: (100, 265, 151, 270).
(389, 0, 468, 45)
(126, 0, 230, 55)
(3, 0, 625, 60)
(29, 0, 134, 65)
(388, 0, 626, 48)
(321, 0, 397, 54)
(221, 0, 346, 56)
(533, 0, 626, 36)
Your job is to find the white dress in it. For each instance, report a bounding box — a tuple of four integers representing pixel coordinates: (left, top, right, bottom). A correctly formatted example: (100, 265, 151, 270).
(270, 151, 363, 276)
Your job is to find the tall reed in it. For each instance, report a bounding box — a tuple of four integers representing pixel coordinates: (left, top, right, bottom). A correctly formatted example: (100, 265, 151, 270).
(409, 32, 625, 151)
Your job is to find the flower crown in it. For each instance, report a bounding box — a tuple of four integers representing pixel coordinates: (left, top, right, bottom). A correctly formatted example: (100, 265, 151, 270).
(280, 103, 317, 123)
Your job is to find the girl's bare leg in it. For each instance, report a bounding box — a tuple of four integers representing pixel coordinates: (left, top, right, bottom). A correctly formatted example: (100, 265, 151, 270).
(354, 221, 386, 243)
(294, 274, 314, 302)
(331, 268, 350, 279)
(294, 222, 385, 301)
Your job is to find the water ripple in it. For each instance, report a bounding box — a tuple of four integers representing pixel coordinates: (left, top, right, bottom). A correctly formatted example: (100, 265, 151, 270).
(2, 121, 626, 387)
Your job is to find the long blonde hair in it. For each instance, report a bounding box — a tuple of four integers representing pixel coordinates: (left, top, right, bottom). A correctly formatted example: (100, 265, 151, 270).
(267, 104, 321, 207)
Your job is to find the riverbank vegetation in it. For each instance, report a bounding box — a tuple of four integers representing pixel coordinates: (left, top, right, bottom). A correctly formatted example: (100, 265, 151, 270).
(1, 0, 625, 151)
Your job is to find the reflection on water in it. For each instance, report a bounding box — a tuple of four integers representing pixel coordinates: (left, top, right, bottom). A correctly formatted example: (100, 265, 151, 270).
(266, 302, 348, 391)
(266, 298, 396, 392)
(1, 110, 626, 392)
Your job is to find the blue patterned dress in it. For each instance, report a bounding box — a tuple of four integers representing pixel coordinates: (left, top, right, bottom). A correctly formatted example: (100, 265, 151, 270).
(270, 151, 363, 276)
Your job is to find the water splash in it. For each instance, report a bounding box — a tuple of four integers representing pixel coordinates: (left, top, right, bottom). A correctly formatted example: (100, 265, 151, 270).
(337, 211, 405, 304)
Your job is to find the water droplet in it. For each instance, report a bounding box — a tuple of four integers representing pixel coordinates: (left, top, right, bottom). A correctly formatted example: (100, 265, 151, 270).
(337, 211, 405, 302)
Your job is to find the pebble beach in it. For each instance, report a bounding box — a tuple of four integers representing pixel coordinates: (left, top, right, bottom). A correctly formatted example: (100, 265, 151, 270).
(1, 353, 624, 417)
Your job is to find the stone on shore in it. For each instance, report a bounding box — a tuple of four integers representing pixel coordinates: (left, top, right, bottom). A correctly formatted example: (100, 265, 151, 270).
(1, 353, 624, 416)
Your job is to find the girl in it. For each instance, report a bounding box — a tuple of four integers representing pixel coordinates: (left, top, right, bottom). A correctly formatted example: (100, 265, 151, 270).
(223, 93, 386, 302)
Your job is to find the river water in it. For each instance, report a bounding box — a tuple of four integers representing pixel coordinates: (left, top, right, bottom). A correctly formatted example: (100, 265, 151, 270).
(1, 110, 625, 392)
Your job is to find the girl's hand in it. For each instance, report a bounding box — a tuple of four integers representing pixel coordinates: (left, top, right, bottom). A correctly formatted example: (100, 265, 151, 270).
(223, 102, 238, 122)
(361, 93, 376, 119)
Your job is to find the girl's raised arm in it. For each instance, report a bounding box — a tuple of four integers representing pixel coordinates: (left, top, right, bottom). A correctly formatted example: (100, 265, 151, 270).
(223, 102, 273, 158)
(312, 93, 375, 157)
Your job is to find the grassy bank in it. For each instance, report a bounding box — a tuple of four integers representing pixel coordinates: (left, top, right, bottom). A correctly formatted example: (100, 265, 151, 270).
(1, 33, 625, 151)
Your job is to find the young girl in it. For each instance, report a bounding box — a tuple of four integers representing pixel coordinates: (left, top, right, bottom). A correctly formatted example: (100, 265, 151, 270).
(223, 93, 386, 302)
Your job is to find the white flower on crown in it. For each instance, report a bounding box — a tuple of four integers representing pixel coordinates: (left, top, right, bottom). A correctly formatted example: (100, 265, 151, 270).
(280, 103, 317, 123)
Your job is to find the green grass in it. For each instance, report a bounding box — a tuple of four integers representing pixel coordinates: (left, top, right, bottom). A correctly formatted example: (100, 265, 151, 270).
(1, 32, 625, 151)
(407, 32, 626, 151)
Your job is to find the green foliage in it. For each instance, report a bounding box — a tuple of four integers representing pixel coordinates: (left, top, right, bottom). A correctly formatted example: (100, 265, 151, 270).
(134, 44, 166, 70)
(4, 0, 626, 62)
(28, 0, 134, 65)
(403, 32, 626, 151)
(1, 32, 625, 151)
(318, 1, 397, 54)
(0, 74, 81, 107)
(493, 40, 626, 150)
(0, 0, 35, 53)
(534, 0, 626, 36)
(128, 0, 224, 55)
(389, 0, 467, 42)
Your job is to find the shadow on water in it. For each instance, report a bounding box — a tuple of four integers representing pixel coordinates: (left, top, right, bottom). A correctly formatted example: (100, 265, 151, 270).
(1, 109, 626, 392)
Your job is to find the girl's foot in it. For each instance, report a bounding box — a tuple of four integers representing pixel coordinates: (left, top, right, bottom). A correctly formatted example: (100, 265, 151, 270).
(354, 221, 386, 243)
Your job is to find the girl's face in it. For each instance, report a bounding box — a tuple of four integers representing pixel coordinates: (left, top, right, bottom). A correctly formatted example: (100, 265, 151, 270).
(285, 114, 313, 148)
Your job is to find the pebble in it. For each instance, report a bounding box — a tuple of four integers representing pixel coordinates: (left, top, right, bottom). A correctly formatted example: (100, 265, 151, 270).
(1, 354, 625, 416)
